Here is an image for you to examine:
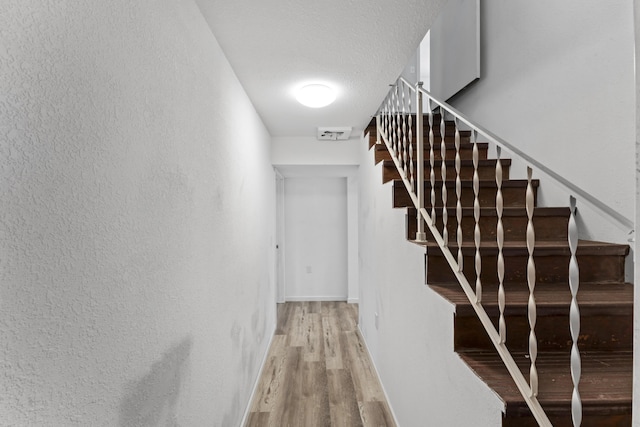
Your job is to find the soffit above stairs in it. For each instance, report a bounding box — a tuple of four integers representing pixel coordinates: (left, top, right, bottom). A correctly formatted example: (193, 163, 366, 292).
(194, 0, 447, 139)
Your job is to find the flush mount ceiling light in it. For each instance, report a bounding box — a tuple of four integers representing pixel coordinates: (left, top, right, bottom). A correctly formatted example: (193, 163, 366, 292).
(296, 84, 336, 108)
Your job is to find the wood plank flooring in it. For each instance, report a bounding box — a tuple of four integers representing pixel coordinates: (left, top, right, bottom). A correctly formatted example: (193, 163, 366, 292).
(246, 302, 396, 427)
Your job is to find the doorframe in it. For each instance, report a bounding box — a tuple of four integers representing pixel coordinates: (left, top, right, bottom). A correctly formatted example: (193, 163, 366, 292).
(275, 168, 286, 303)
(273, 165, 359, 303)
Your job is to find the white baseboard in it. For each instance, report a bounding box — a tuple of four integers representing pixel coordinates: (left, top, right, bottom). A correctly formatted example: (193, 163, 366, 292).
(284, 296, 348, 302)
(357, 324, 401, 427)
(347, 297, 359, 304)
(239, 323, 276, 427)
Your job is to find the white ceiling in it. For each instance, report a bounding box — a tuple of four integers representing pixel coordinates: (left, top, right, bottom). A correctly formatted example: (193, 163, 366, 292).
(195, 0, 447, 139)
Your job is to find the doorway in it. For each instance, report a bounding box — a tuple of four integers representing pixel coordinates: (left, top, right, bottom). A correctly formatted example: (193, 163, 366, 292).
(282, 176, 348, 301)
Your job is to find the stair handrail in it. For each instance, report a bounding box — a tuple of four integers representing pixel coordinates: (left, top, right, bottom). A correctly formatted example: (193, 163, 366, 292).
(374, 76, 628, 426)
(406, 78, 633, 235)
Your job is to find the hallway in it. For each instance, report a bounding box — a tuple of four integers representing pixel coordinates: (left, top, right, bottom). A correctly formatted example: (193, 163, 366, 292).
(246, 302, 395, 427)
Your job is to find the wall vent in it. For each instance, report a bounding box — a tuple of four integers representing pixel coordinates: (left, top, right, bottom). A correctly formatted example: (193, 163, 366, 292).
(317, 127, 352, 141)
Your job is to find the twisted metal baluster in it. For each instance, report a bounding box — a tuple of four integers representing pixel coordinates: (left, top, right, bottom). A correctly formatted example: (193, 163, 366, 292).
(440, 107, 448, 246)
(428, 100, 436, 224)
(408, 91, 414, 190)
(401, 82, 408, 177)
(385, 96, 391, 141)
(568, 196, 582, 426)
(496, 146, 506, 343)
(473, 130, 482, 303)
(385, 95, 390, 148)
(386, 92, 393, 148)
(391, 87, 398, 156)
(380, 97, 389, 139)
(526, 166, 538, 397)
(395, 85, 401, 158)
(388, 94, 393, 145)
(388, 90, 394, 154)
(455, 118, 463, 271)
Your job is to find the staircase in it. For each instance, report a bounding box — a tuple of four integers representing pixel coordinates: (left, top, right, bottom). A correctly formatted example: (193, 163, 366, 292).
(365, 114, 633, 426)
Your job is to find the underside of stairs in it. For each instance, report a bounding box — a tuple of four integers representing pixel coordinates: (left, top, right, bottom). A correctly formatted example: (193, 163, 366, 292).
(366, 117, 633, 426)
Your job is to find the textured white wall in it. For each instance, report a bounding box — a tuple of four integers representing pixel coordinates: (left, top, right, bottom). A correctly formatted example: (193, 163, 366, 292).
(284, 177, 348, 300)
(357, 135, 503, 426)
(449, 0, 635, 242)
(429, 0, 480, 100)
(271, 136, 360, 165)
(0, 1, 275, 425)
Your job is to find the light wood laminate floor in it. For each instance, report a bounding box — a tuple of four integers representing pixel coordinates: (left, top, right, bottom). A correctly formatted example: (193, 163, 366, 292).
(246, 301, 396, 427)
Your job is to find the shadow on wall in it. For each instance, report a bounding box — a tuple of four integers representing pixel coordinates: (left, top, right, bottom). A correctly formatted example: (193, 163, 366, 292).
(119, 337, 192, 427)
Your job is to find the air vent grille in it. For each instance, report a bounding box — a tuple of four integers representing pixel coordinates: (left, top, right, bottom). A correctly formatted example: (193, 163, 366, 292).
(317, 127, 352, 141)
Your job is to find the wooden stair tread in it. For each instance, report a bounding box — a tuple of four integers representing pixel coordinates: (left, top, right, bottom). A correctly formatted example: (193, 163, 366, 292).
(383, 118, 466, 130)
(430, 281, 633, 310)
(376, 141, 488, 164)
(406, 206, 572, 243)
(407, 206, 570, 218)
(416, 239, 630, 256)
(395, 178, 540, 188)
(376, 142, 485, 152)
(459, 350, 633, 410)
(383, 158, 511, 167)
(398, 125, 468, 131)
(382, 158, 511, 183)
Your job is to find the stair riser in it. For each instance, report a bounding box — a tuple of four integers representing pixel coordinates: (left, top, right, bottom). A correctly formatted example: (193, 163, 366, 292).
(384, 123, 464, 140)
(385, 131, 471, 144)
(407, 211, 569, 242)
(454, 312, 633, 353)
(383, 163, 508, 183)
(382, 117, 482, 138)
(380, 113, 449, 123)
(393, 184, 536, 209)
(368, 132, 377, 149)
(503, 410, 632, 427)
(382, 120, 464, 134)
(427, 252, 627, 284)
(374, 143, 484, 163)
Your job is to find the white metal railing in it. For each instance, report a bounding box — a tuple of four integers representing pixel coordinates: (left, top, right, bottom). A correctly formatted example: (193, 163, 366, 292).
(375, 77, 634, 426)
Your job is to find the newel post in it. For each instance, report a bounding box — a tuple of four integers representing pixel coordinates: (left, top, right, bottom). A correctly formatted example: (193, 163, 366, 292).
(415, 82, 426, 241)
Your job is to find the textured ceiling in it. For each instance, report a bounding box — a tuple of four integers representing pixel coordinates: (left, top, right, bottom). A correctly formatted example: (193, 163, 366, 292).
(195, 0, 447, 138)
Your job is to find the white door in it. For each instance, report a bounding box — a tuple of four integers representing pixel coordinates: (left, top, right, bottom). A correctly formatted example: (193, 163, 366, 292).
(283, 177, 348, 301)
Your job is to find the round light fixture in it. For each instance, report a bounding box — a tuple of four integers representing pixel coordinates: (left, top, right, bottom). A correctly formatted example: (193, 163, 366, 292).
(296, 84, 336, 108)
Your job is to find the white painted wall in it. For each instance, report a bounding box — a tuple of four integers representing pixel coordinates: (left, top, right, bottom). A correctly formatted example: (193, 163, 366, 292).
(449, 0, 635, 243)
(357, 134, 503, 426)
(429, 0, 480, 100)
(284, 177, 349, 300)
(419, 31, 431, 91)
(0, 1, 276, 425)
(272, 136, 360, 165)
(400, 49, 420, 86)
